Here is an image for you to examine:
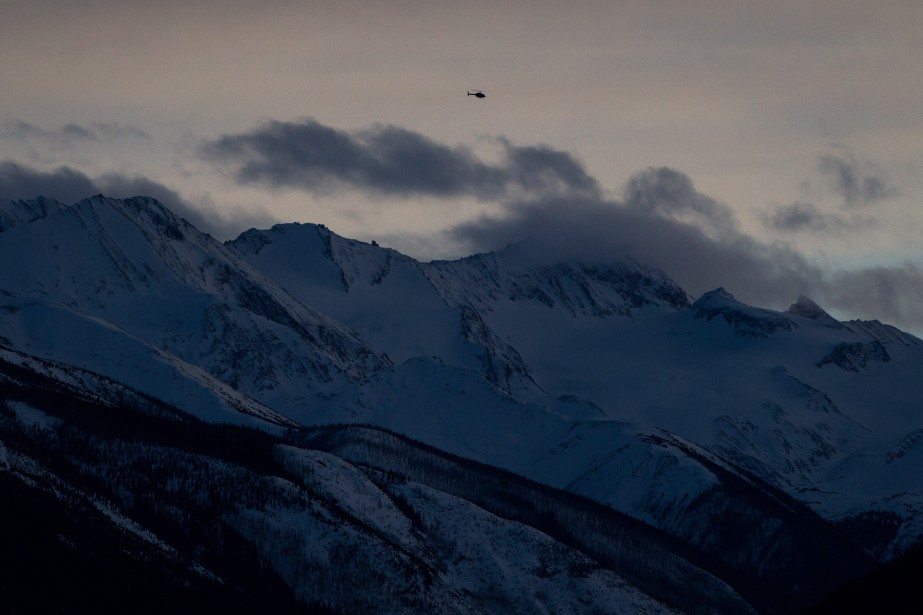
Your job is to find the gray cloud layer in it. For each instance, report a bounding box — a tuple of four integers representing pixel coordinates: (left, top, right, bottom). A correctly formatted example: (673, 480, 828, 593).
(0, 160, 249, 238)
(0, 160, 184, 211)
(0, 161, 98, 202)
(201, 119, 601, 200)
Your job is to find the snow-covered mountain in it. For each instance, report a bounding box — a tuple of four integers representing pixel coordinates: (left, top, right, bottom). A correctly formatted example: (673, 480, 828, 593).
(2, 195, 921, 613)
(0, 196, 385, 423)
(227, 217, 923, 556)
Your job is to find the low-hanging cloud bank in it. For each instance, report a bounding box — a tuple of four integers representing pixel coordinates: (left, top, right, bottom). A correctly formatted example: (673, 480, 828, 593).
(451, 167, 922, 332)
(451, 168, 822, 306)
(0, 160, 266, 239)
(0, 160, 189, 212)
(201, 119, 922, 333)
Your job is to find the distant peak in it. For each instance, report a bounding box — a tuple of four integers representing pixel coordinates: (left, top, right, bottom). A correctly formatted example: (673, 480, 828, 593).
(785, 295, 839, 324)
(690, 288, 798, 337)
(692, 287, 737, 307)
(0, 196, 67, 231)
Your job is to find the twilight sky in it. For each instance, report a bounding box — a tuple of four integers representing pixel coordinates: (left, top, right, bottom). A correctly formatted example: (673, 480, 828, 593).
(2, 1, 922, 333)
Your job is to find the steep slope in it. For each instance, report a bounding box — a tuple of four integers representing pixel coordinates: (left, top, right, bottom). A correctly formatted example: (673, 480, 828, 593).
(1, 358, 710, 615)
(299, 424, 874, 614)
(228, 224, 690, 394)
(230, 223, 539, 393)
(424, 239, 690, 316)
(0, 196, 387, 421)
(0, 196, 67, 231)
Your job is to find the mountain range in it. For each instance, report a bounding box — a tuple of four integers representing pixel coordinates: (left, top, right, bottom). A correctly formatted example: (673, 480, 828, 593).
(1, 194, 921, 613)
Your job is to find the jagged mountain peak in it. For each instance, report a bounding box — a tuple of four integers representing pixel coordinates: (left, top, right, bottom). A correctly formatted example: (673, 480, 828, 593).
(231, 221, 413, 292)
(426, 240, 690, 317)
(845, 319, 922, 346)
(234, 222, 691, 318)
(234, 221, 326, 248)
(229, 222, 537, 390)
(72, 193, 201, 249)
(691, 287, 797, 337)
(0, 193, 188, 241)
(0, 195, 68, 231)
(0, 194, 389, 404)
(691, 286, 738, 306)
(785, 294, 840, 324)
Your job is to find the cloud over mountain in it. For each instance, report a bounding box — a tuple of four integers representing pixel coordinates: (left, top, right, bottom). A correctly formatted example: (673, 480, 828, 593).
(201, 119, 601, 200)
(197, 118, 923, 333)
(453, 164, 922, 331)
(827, 264, 923, 329)
(0, 161, 98, 202)
(0, 160, 252, 239)
(451, 166, 821, 308)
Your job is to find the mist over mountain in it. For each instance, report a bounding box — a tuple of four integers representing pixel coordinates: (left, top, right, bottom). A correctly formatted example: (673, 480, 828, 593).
(1, 194, 921, 613)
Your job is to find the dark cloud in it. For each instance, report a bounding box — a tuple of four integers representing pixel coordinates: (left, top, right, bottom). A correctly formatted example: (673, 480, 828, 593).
(623, 167, 737, 238)
(451, 167, 818, 306)
(2, 120, 150, 145)
(0, 160, 98, 202)
(94, 173, 271, 240)
(0, 159, 256, 240)
(201, 118, 600, 200)
(448, 164, 923, 333)
(817, 145, 898, 208)
(0, 161, 186, 211)
(826, 264, 923, 332)
(495, 137, 601, 198)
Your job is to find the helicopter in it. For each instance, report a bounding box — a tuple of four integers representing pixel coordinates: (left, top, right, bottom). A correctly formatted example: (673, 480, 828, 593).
(467, 90, 486, 99)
